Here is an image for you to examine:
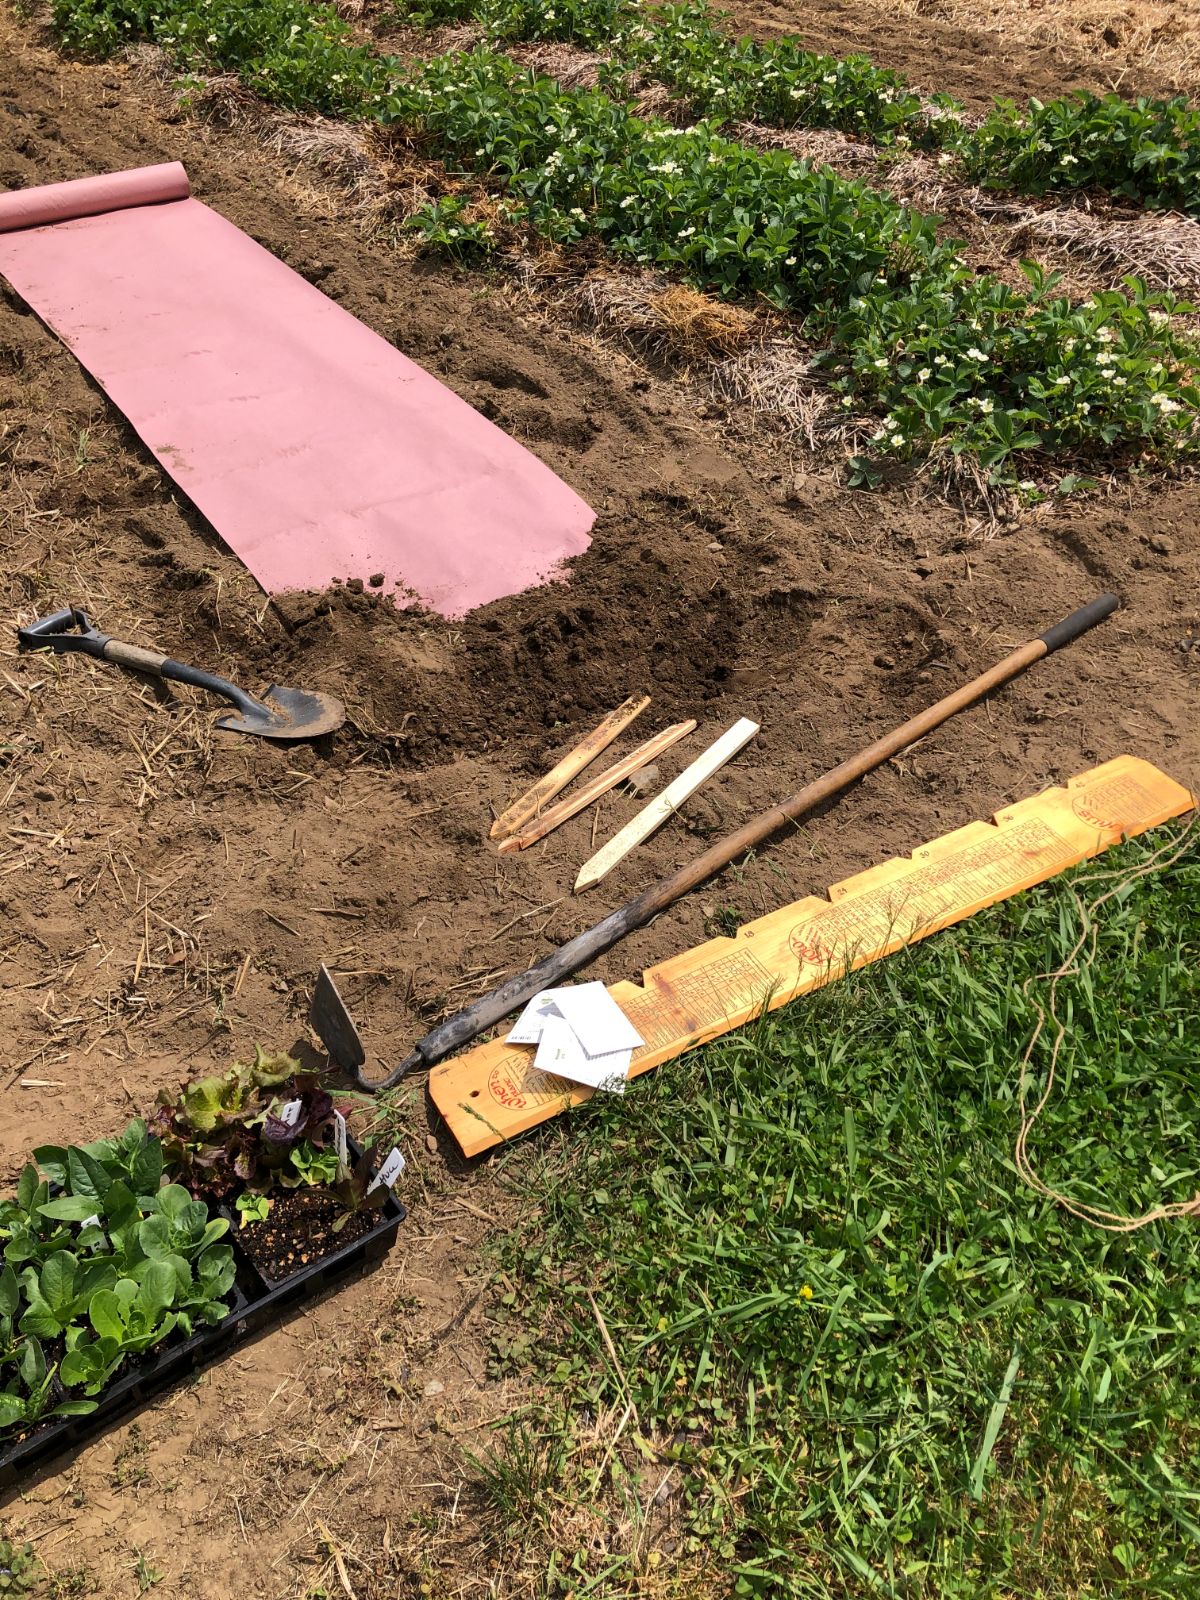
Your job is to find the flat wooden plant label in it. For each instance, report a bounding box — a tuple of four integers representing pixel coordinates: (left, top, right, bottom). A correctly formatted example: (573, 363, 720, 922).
(430, 756, 1194, 1157)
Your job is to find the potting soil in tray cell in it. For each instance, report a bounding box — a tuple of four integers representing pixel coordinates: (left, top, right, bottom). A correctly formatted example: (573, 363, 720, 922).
(230, 1185, 406, 1294)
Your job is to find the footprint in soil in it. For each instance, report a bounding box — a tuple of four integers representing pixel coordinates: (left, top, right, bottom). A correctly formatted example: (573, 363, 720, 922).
(469, 359, 550, 399)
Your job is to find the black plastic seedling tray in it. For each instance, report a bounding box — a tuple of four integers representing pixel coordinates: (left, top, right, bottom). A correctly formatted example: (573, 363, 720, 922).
(0, 1144, 405, 1488)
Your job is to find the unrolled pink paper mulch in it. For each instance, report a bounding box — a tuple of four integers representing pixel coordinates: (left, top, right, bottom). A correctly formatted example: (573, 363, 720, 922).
(0, 163, 594, 617)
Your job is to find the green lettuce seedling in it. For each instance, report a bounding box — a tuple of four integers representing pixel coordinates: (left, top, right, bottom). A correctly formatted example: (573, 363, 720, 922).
(59, 1265, 181, 1396)
(0, 1336, 96, 1432)
(235, 1193, 272, 1229)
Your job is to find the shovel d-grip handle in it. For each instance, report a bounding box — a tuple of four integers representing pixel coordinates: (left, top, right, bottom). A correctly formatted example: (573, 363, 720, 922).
(17, 605, 270, 720)
(17, 606, 111, 654)
(352, 594, 1122, 1096)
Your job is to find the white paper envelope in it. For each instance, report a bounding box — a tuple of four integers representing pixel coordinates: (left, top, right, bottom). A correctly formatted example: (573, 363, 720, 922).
(534, 1014, 631, 1094)
(550, 981, 644, 1056)
(507, 990, 565, 1046)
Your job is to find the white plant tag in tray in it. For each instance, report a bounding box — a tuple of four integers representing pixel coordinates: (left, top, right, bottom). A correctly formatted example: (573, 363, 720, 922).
(367, 1145, 406, 1193)
(277, 1098, 303, 1128)
(333, 1109, 349, 1171)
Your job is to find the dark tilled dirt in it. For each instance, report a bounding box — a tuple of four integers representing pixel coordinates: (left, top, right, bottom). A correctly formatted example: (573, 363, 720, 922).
(0, 11, 1197, 1598)
(721, 0, 1187, 107)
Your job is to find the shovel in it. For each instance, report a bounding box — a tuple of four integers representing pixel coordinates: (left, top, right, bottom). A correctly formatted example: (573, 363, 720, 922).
(17, 607, 345, 741)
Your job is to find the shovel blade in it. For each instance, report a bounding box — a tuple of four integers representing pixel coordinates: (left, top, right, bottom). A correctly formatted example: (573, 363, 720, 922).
(216, 684, 345, 741)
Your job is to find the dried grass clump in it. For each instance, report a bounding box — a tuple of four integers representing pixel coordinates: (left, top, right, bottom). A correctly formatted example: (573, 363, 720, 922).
(734, 120, 881, 175)
(630, 82, 689, 121)
(711, 342, 843, 451)
(1005, 206, 1200, 294)
(569, 271, 757, 363)
(511, 41, 607, 88)
(266, 117, 388, 209)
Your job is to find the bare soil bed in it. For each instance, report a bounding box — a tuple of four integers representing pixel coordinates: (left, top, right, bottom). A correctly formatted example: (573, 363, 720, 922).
(725, 0, 1197, 107)
(0, 5, 1197, 1595)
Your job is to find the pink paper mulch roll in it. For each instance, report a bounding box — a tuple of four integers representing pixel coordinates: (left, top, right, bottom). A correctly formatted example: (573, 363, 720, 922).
(0, 163, 594, 618)
(0, 162, 191, 233)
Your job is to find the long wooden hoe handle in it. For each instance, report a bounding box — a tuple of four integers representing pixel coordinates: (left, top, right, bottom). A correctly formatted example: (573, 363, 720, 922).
(355, 595, 1118, 1090)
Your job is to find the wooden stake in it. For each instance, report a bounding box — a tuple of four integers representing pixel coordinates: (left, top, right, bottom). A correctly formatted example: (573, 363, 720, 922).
(489, 694, 650, 840)
(574, 718, 759, 892)
(497, 720, 697, 855)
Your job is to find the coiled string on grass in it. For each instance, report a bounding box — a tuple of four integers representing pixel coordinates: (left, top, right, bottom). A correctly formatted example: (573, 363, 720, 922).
(1014, 812, 1200, 1232)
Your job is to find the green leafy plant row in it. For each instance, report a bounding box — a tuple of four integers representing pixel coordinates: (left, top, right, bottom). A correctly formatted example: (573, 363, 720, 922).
(43, 0, 1200, 484)
(0, 1120, 236, 1437)
(399, 0, 1200, 216)
(0, 1051, 387, 1445)
(962, 91, 1200, 216)
(380, 50, 1197, 483)
(405, 0, 630, 49)
(607, 1, 958, 147)
(51, 0, 387, 114)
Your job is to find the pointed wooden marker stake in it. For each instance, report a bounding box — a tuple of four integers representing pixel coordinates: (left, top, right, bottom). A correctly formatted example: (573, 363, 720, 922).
(497, 720, 698, 854)
(574, 717, 760, 892)
(489, 693, 650, 841)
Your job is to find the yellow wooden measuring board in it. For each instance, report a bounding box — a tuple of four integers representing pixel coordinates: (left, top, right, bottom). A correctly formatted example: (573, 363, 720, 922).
(430, 757, 1194, 1157)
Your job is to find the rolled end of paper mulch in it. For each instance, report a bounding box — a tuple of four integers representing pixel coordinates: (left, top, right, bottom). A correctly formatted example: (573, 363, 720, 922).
(0, 162, 191, 234)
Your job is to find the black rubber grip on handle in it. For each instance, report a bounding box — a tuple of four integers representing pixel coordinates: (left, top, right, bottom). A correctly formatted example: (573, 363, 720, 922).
(1038, 594, 1119, 655)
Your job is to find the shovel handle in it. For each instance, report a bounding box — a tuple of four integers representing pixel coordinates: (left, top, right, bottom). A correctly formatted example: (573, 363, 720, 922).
(1037, 594, 1118, 655)
(18, 606, 266, 719)
(18, 607, 110, 654)
(109, 642, 266, 719)
(104, 640, 170, 675)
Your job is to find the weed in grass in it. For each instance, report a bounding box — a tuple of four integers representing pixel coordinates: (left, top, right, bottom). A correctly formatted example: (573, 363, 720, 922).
(485, 827, 1200, 1596)
(467, 1416, 569, 1533)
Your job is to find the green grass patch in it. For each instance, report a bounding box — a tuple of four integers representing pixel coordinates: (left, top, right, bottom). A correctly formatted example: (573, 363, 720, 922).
(482, 826, 1200, 1596)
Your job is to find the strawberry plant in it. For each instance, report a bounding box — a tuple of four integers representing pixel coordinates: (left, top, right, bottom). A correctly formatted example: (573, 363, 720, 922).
(404, 196, 498, 260)
(383, 50, 1198, 482)
(607, 2, 959, 147)
(963, 91, 1200, 217)
(52, 0, 390, 115)
(404, 0, 629, 47)
(0, 1530, 39, 1594)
